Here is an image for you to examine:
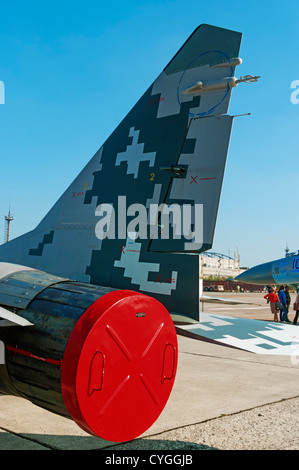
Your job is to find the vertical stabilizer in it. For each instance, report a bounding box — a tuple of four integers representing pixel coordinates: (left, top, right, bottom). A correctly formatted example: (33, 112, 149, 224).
(0, 25, 244, 321)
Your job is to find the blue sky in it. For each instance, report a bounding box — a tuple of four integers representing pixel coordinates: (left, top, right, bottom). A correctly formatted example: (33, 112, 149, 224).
(0, 0, 298, 268)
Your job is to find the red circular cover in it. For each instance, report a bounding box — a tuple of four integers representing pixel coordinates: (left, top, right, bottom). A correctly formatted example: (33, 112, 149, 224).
(61, 290, 178, 442)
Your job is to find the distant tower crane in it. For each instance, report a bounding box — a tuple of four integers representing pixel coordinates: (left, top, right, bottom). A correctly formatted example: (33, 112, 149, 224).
(4, 209, 13, 243)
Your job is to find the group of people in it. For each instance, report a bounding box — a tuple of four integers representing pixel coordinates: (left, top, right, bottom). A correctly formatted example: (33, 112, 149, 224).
(264, 285, 299, 324)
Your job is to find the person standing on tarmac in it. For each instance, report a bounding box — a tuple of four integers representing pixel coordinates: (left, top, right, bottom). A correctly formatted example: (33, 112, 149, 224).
(264, 286, 279, 322)
(293, 287, 299, 325)
(284, 285, 291, 323)
(278, 285, 287, 322)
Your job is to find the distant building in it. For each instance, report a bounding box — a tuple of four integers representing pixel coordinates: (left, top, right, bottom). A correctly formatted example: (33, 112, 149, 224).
(201, 251, 247, 279)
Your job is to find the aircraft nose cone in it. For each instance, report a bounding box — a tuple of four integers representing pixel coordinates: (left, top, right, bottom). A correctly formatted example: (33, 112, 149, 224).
(234, 261, 274, 285)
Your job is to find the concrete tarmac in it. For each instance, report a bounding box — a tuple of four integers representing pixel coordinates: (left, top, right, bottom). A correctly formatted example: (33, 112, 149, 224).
(1, 292, 299, 450)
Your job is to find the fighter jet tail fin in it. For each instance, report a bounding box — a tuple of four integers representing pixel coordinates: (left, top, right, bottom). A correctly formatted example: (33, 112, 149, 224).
(0, 25, 244, 321)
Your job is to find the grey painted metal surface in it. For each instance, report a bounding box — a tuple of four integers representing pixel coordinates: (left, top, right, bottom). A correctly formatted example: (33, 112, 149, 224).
(0, 269, 66, 309)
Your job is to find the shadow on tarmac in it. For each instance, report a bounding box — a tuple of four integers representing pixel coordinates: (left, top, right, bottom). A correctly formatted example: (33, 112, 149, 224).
(0, 431, 217, 450)
(108, 439, 217, 451)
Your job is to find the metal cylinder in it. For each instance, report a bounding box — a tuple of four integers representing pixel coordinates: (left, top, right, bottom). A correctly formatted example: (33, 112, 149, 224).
(0, 264, 178, 442)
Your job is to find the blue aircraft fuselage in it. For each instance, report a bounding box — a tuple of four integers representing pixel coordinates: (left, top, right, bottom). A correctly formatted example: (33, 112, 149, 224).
(234, 254, 299, 286)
